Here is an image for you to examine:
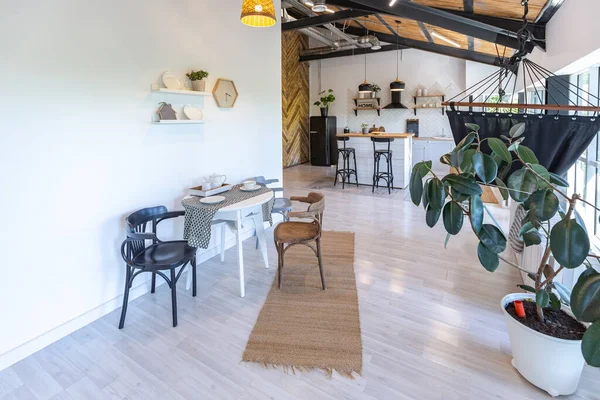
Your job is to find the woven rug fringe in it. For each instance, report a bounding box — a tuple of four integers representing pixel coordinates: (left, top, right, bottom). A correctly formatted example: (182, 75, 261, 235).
(248, 361, 361, 380)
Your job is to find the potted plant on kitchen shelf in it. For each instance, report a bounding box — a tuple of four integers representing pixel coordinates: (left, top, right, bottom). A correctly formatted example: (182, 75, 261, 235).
(314, 89, 335, 117)
(186, 70, 209, 92)
(361, 123, 369, 134)
(409, 122, 600, 397)
(371, 84, 381, 99)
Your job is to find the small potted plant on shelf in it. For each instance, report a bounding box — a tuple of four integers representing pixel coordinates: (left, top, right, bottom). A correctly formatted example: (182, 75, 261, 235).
(361, 123, 369, 134)
(409, 122, 600, 397)
(313, 89, 335, 117)
(371, 84, 381, 99)
(186, 70, 209, 92)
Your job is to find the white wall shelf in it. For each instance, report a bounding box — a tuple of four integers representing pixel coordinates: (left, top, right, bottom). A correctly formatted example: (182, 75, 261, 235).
(152, 120, 204, 125)
(152, 87, 211, 96)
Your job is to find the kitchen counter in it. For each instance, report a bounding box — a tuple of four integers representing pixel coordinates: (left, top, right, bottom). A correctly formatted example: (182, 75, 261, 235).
(337, 132, 415, 139)
(413, 136, 454, 141)
(334, 133, 412, 189)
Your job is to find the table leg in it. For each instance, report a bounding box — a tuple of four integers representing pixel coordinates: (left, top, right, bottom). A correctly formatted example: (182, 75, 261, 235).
(236, 210, 245, 298)
(252, 211, 269, 269)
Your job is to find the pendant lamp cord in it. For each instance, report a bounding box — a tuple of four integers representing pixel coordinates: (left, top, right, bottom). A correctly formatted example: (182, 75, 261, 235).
(395, 22, 400, 80)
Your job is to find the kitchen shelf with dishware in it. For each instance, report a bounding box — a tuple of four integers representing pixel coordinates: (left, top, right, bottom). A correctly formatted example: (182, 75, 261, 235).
(353, 107, 381, 116)
(412, 94, 445, 116)
(151, 86, 211, 96)
(153, 120, 205, 125)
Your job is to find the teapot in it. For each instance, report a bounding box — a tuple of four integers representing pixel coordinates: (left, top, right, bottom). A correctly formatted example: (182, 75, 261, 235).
(201, 173, 227, 190)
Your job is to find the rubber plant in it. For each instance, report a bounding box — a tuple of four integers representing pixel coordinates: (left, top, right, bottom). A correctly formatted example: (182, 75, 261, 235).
(409, 122, 600, 367)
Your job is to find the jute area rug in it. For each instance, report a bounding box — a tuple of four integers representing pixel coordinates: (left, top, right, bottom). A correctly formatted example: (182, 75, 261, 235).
(242, 231, 362, 378)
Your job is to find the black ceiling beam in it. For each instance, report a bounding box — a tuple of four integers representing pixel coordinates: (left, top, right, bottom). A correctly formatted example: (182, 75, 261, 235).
(282, 9, 374, 31)
(374, 14, 398, 36)
(463, 0, 474, 14)
(468, 36, 474, 51)
(535, 0, 565, 24)
(435, 8, 546, 50)
(417, 21, 433, 43)
(327, 0, 534, 53)
(330, 24, 503, 66)
(299, 44, 407, 62)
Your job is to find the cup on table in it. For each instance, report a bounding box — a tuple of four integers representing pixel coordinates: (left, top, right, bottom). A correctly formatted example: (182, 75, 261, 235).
(243, 180, 257, 190)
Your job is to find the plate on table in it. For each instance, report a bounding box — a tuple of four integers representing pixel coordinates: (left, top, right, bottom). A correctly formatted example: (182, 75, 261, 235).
(240, 185, 261, 192)
(200, 195, 226, 205)
(162, 71, 181, 90)
(183, 105, 203, 120)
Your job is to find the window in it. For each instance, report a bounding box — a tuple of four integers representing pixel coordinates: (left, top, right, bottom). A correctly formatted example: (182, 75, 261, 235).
(567, 67, 600, 238)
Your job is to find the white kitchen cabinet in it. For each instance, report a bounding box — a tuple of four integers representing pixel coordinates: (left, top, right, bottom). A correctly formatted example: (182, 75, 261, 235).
(412, 139, 454, 175)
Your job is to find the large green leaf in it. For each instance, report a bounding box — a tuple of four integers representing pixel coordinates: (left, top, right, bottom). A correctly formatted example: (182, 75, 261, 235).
(450, 188, 470, 203)
(517, 145, 539, 164)
(487, 137, 512, 164)
(443, 201, 464, 235)
(427, 179, 446, 209)
(425, 205, 442, 228)
(582, 321, 600, 367)
(470, 195, 483, 234)
(525, 189, 559, 221)
(422, 181, 429, 210)
(478, 224, 507, 254)
(571, 270, 600, 322)
(440, 153, 452, 166)
(477, 242, 499, 272)
(410, 171, 423, 206)
(550, 218, 590, 269)
(413, 160, 432, 177)
(444, 174, 483, 196)
(456, 132, 476, 150)
(549, 172, 569, 187)
(549, 292, 561, 311)
(460, 148, 476, 174)
(509, 122, 526, 138)
(507, 168, 538, 202)
(529, 164, 550, 181)
(554, 281, 571, 306)
(465, 123, 480, 132)
(472, 152, 498, 184)
(536, 290, 550, 308)
(495, 178, 509, 201)
(523, 231, 542, 247)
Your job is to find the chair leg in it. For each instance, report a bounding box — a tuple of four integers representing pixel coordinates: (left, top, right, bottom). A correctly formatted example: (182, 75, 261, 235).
(277, 243, 284, 289)
(192, 258, 197, 297)
(316, 238, 326, 290)
(118, 266, 132, 329)
(353, 151, 359, 187)
(334, 153, 339, 186)
(151, 272, 156, 293)
(220, 224, 226, 262)
(170, 269, 178, 327)
(372, 154, 377, 193)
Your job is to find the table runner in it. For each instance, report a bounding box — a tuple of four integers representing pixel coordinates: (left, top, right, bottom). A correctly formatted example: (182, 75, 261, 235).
(182, 185, 274, 249)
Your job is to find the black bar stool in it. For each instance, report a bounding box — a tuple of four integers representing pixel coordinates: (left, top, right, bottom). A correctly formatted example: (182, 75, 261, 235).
(371, 137, 394, 194)
(335, 137, 358, 189)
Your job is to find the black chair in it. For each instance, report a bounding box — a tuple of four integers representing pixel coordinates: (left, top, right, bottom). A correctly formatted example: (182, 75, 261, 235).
(371, 137, 394, 194)
(335, 137, 358, 189)
(119, 206, 197, 329)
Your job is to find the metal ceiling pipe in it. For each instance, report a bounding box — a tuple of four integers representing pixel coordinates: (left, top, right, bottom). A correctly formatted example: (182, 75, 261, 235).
(301, 44, 356, 56)
(282, 8, 339, 47)
(285, 0, 364, 48)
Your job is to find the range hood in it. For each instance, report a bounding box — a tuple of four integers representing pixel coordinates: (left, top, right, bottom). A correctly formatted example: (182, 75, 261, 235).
(383, 91, 408, 109)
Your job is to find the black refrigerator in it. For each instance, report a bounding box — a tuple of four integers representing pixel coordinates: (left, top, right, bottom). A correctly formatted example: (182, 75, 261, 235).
(310, 116, 338, 166)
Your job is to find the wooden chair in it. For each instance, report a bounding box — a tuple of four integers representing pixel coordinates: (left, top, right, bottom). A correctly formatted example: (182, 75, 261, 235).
(273, 192, 326, 290)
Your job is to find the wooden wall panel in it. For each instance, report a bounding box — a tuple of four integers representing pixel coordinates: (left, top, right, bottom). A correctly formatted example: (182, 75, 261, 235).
(282, 31, 309, 168)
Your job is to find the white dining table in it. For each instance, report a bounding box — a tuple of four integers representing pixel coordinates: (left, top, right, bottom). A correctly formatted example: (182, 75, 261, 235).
(187, 191, 274, 298)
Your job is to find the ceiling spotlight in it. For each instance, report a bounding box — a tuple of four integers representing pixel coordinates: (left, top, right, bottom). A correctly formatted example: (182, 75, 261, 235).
(389, 0, 397, 5)
(358, 35, 381, 50)
(312, 0, 327, 12)
(431, 30, 461, 48)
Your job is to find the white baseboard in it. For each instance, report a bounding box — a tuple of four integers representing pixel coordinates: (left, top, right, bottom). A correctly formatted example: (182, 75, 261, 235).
(0, 226, 258, 372)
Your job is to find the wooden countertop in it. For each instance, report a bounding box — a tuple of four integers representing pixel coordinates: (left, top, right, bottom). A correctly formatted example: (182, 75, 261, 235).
(336, 132, 415, 139)
(413, 136, 454, 141)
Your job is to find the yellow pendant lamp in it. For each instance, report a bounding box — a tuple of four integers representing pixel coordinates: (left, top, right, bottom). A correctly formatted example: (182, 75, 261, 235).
(240, 0, 276, 27)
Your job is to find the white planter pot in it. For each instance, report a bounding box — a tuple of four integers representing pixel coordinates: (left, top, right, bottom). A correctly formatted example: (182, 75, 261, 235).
(192, 80, 206, 92)
(501, 293, 585, 397)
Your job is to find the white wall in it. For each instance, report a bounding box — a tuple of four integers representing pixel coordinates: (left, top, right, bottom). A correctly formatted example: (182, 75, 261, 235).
(0, 0, 282, 369)
(530, 0, 600, 75)
(309, 49, 465, 137)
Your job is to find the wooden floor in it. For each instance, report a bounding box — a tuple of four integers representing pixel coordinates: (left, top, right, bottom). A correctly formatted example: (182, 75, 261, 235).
(1, 164, 598, 400)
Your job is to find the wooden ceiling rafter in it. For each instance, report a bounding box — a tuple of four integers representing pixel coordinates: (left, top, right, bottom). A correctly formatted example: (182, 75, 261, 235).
(287, 0, 564, 63)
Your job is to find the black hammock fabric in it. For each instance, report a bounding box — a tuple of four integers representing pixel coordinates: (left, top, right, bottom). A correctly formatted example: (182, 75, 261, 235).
(446, 111, 600, 175)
